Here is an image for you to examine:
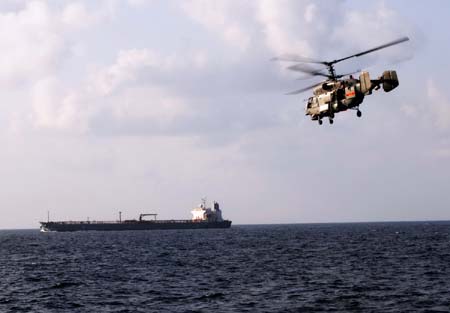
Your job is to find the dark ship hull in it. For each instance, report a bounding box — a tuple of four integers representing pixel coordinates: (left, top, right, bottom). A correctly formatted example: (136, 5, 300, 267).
(40, 220, 232, 232)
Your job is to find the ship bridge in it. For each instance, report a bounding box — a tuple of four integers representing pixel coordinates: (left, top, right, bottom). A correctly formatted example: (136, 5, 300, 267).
(191, 200, 223, 222)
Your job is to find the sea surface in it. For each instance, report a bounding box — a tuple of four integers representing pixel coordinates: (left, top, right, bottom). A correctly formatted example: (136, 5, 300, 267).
(1, 222, 450, 312)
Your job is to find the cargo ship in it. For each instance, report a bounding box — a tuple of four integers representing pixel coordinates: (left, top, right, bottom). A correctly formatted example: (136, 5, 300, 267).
(40, 199, 231, 232)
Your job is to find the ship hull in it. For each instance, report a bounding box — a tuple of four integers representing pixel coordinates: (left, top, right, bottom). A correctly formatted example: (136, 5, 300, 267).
(40, 220, 232, 232)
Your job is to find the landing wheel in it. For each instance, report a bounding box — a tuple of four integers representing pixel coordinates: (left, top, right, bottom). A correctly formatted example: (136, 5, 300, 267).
(318, 119, 323, 125)
(357, 110, 362, 118)
(329, 118, 334, 125)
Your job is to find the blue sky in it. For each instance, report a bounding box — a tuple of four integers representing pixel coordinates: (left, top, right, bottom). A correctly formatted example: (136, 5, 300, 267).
(0, 0, 449, 228)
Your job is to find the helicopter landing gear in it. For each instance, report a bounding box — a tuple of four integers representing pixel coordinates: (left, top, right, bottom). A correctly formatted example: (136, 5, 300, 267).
(318, 119, 323, 125)
(356, 110, 362, 118)
(329, 118, 334, 125)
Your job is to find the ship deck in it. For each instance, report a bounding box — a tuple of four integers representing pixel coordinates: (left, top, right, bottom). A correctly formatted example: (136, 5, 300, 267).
(40, 219, 216, 225)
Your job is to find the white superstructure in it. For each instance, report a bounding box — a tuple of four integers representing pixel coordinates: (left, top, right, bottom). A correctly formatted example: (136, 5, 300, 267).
(191, 199, 223, 222)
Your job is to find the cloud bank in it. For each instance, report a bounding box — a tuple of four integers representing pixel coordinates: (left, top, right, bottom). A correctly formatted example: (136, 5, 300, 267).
(0, 0, 448, 228)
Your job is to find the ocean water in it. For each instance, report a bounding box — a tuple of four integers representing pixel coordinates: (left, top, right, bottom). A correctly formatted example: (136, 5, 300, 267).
(1, 222, 450, 312)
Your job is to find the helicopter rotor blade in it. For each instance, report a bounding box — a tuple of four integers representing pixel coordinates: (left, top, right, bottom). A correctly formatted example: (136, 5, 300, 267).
(331, 36, 410, 65)
(286, 82, 323, 95)
(271, 54, 327, 65)
(287, 64, 330, 78)
(296, 76, 322, 81)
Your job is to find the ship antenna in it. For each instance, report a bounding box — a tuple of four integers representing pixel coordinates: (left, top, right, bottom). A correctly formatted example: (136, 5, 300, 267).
(47, 210, 50, 223)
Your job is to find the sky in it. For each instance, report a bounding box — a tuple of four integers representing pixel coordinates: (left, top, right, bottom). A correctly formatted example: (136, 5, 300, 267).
(0, 0, 449, 229)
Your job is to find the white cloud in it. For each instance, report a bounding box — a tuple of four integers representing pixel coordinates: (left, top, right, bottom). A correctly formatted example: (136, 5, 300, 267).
(26, 1, 415, 136)
(61, 2, 103, 29)
(431, 148, 450, 158)
(31, 77, 92, 132)
(179, 0, 413, 78)
(30, 75, 191, 135)
(180, 1, 253, 52)
(331, 3, 414, 63)
(92, 49, 172, 96)
(400, 102, 418, 117)
(30, 48, 198, 134)
(98, 85, 191, 136)
(0, 1, 28, 11)
(427, 79, 450, 130)
(180, 0, 333, 55)
(257, 0, 321, 56)
(127, 0, 154, 8)
(0, 1, 64, 84)
(1, 0, 449, 229)
(0, 1, 116, 86)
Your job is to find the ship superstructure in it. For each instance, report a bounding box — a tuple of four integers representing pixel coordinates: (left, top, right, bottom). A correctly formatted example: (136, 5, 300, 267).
(191, 199, 223, 222)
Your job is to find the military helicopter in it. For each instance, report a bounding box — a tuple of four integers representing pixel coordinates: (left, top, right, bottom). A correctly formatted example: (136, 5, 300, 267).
(273, 37, 410, 125)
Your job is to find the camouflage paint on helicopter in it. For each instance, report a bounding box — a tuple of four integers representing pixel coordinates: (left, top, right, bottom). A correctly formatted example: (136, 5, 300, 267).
(274, 37, 409, 125)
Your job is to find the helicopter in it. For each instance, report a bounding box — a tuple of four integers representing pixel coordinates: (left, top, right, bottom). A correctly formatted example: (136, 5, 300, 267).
(273, 36, 410, 125)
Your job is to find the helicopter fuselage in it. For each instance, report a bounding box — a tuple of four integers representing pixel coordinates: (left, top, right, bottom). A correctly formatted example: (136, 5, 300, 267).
(306, 77, 364, 120)
(274, 36, 409, 125)
(305, 70, 399, 124)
